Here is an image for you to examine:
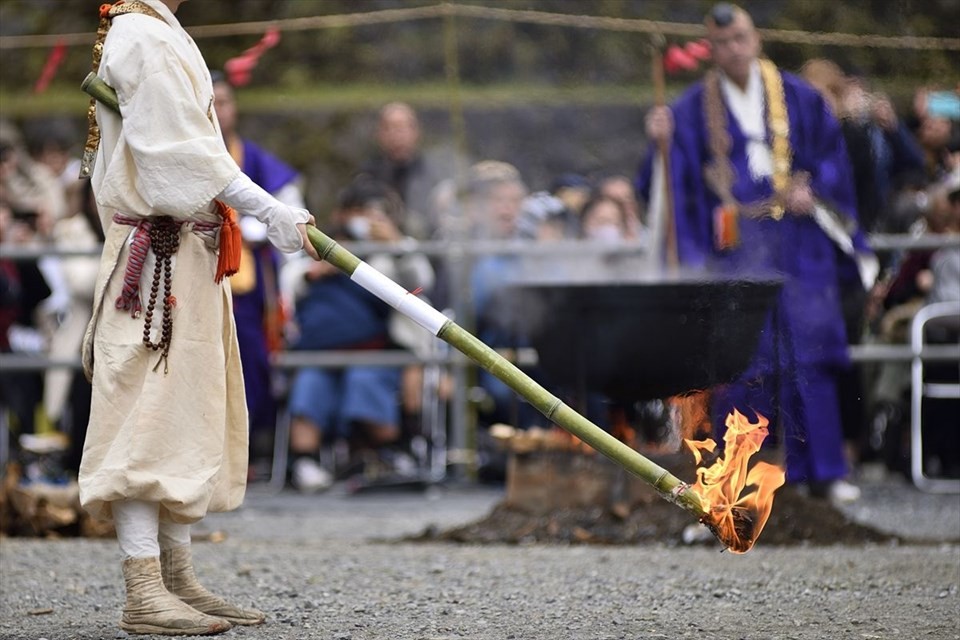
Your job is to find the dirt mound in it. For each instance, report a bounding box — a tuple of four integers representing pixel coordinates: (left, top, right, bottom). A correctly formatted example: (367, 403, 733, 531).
(412, 486, 900, 548)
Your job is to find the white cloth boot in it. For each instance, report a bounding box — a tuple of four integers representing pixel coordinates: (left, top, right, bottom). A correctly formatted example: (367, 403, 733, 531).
(160, 544, 266, 626)
(120, 556, 232, 636)
(113, 501, 231, 636)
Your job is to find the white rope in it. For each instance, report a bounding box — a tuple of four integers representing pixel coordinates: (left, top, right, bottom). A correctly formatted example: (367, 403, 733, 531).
(2, 2, 957, 51)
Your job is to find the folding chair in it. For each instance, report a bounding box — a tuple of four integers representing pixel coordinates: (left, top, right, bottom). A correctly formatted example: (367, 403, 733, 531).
(910, 300, 960, 493)
(266, 403, 291, 493)
(413, 330, 449, 483)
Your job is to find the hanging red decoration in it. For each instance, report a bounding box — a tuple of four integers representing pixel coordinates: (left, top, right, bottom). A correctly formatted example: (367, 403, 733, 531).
(224, 28, 281, 87)
(33, 40, 67, 94)
(685, 39, 712, 62)
(663, 45, 699, 75)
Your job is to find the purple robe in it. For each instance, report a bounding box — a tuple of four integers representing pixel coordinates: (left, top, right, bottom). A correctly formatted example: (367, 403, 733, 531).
(637, 69, 866, 483)
(234, 140, 299, 431)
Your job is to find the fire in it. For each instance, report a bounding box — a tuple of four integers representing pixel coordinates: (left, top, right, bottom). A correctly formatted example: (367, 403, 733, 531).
(670, 390, 713, 442)
(685, 409, 786, 553)
(610, 407, 637, 449)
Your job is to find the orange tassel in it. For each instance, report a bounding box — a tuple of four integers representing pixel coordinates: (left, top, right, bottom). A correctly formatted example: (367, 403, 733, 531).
(214, 200, 242, 283)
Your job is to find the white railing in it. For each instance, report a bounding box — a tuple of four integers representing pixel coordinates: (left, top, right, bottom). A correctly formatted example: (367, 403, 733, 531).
(2, 232, 958, 482)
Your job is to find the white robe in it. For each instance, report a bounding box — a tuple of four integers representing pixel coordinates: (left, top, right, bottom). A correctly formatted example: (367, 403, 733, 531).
(79, 0, 248, 524)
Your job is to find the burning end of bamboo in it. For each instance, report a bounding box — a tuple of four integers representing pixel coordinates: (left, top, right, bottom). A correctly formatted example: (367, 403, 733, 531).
(700, 505, 758, 554)
(685, 409, 786, 554)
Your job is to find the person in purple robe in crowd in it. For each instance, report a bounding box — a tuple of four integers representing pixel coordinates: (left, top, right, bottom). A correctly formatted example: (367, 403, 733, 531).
(636, 3, 876, 503)
(212, 72, 306, 474)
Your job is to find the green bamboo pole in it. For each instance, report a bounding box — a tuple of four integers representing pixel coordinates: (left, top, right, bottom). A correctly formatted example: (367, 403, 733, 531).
(82, 71, 710, 523)
(306, 226, 709, 521)
(82, 73, 120, 114)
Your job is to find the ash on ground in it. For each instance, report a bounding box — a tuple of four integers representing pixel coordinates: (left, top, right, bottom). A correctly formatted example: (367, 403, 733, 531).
(410, 486, 905, 548)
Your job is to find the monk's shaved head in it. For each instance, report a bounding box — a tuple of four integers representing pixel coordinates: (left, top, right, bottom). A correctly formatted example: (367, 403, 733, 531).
(705, 3, 753, 30)
(705, 3, 761, 89)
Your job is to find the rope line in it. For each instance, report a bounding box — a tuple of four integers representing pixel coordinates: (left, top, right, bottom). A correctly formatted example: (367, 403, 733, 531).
(2, 2, 957, 51)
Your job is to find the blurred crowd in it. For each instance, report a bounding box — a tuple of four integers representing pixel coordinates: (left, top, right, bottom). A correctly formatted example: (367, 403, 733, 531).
(1, 62, 958, 496)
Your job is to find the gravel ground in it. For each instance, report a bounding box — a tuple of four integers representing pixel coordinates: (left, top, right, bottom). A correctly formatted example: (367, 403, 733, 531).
(2, 472, 958, 640)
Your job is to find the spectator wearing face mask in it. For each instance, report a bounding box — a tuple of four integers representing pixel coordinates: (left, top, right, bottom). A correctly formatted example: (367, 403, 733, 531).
(279, 177, 434, 491)
(599, 175, 646, 240)
(579, 194, 634, 243)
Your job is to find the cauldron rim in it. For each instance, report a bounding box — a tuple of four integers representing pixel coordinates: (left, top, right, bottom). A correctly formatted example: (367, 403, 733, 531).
(509, 276, 784, 400)
(509, 273, 785, 289)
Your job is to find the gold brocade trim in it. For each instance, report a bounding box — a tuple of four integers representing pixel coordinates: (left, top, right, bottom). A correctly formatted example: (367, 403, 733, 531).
(758, 58, 791, 220)
(79, 11, 111, 179)
(79, 1, 165, 178)
(702, 58, 794, 221)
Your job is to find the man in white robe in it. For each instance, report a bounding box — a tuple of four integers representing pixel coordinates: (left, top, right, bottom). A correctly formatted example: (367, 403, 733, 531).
(77, 0, 320, 635)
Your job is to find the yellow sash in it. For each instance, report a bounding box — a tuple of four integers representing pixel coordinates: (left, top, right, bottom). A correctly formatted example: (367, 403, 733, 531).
(702, 58, 793, 221)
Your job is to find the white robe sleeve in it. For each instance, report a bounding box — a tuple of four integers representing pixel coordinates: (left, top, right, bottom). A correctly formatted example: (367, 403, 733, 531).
(217, 173, 309, 254)
(96, 23, 239, 217)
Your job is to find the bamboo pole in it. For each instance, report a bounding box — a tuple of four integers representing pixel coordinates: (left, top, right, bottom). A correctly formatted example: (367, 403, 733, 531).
(82, 72, 710, 523)
(81, 73, 118, 113)
(305, 226, 708, 520)
(649, 39, 679, 270)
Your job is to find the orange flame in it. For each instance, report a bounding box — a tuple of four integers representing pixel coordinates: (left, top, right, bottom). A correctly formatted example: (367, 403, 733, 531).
(685, 409, 786, 553)
(610, 407, 637, 449)
(670, 390, 713, 442)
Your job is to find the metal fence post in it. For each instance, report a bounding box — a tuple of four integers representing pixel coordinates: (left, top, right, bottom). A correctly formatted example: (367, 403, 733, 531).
(442, 2, 474, 480)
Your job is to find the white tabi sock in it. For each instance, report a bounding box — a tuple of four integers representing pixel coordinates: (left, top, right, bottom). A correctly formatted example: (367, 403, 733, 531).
(112, 500, 160, 559)
(158, 521, 192, 551)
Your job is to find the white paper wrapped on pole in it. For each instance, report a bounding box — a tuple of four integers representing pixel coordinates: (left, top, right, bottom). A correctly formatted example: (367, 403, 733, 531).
(351, 262, 448, 336)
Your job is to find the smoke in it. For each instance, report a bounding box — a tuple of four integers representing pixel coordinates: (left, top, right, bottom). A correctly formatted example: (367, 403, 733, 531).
(475, 240, 739, 339)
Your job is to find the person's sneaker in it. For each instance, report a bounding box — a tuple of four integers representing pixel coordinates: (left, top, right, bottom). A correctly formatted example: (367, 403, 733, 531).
(681, 522, 715, 545)
(19, 433, 69, 454)
(827, 479, 861, 504)
(381, 449, 419, 477)
(291, 457, 333, 494)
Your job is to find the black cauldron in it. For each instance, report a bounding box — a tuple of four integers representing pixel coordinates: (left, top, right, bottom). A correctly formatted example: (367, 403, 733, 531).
(510, 276, 782, 401)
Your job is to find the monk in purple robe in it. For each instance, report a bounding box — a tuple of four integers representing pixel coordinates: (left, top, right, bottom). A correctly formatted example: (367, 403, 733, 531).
(213, 74, 304, 453)
(637, 3, 874, 503)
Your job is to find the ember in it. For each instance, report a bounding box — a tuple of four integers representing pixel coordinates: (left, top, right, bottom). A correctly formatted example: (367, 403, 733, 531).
(685, 410, 786, 553)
